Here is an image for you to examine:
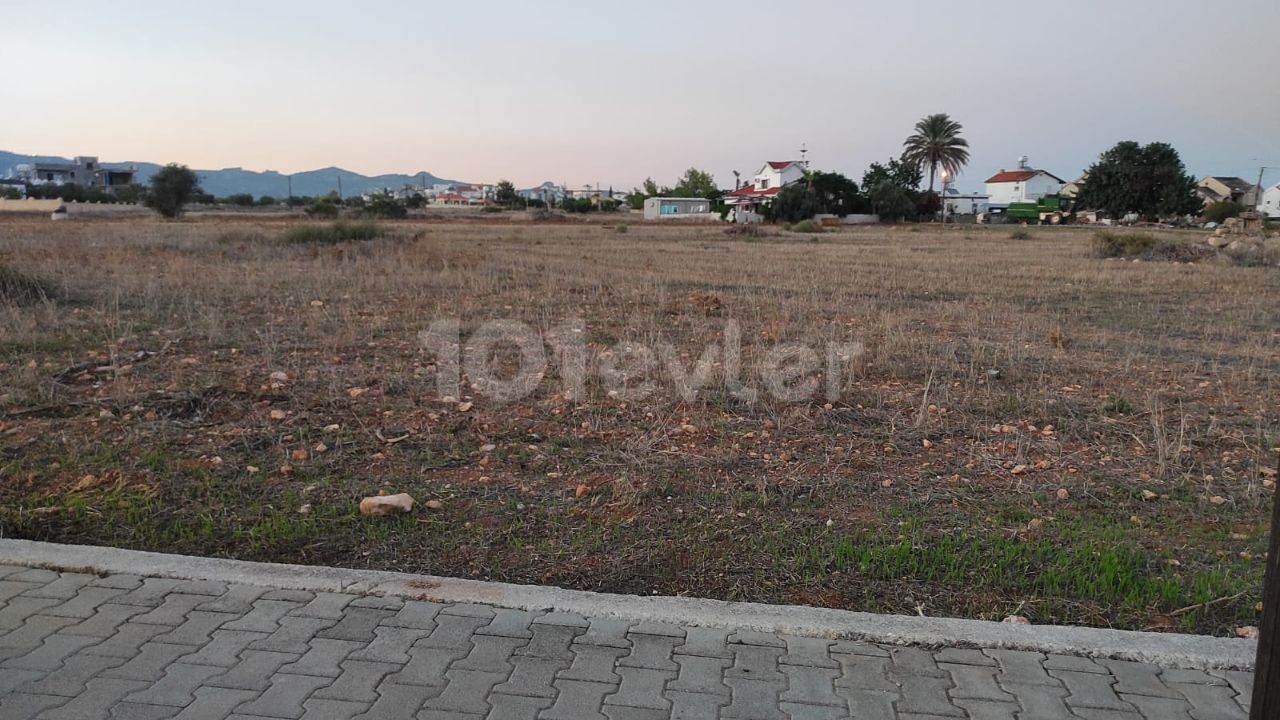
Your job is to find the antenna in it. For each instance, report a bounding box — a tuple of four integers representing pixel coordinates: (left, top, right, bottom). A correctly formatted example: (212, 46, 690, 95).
(732, 170, 741, 190)
(800, 143, 809, 169)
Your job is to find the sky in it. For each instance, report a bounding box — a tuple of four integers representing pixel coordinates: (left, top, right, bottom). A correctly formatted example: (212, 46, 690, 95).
(3, 0, 1279, 192)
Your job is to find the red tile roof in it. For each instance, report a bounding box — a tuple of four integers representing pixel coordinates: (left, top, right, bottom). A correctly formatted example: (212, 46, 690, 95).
(766, 161, 797, 170)
(985, 170, 1039, 184)
(726, 184, 784, 199)
(985, 169, 1065, 184)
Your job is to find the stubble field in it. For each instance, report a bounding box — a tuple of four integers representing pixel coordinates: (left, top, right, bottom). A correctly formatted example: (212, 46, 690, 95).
(1, 215, 1277, 636)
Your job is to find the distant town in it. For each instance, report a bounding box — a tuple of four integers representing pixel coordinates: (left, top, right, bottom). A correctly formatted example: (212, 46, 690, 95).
(2, 140, 1277, 227)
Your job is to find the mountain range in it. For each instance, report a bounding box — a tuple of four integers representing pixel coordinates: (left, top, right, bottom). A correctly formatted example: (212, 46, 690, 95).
(0, 150, 463, 198)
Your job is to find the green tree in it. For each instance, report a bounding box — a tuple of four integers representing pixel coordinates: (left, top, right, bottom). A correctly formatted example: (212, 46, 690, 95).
(672, 168, 719, 199)
(869, 182, 917, 221)
(258, 195, 276, 206)
(901, 113, 970, 193)
(495, 179, 519, 207)
(769, 172, 863, 223)
(1076, 141, 1201, 220)
(225, 193, 255, 206)
(0, 187, 22, 200)
(146, 164, 200, 219)
(862, 157, 922, 192)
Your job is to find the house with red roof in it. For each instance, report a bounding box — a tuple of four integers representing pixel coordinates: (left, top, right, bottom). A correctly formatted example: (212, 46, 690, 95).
(723, 160, 806, 222)
(984, 157, 1064, 208)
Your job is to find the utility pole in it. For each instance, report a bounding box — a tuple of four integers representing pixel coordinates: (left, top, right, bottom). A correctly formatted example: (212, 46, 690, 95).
(337, 175, 343, 200)
(1253, 454, 1280, 719)
(287, 175, 292, 202)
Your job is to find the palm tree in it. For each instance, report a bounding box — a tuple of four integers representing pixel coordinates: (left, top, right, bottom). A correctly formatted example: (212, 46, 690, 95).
(901, 113, 970, 194)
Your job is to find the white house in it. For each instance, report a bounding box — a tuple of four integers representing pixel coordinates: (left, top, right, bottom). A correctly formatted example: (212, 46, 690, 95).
(1260, 182, 1280, 219)
(984, 157, 1064, 208)
(942, 188, 989, 216)
(723, 161, 806, 222)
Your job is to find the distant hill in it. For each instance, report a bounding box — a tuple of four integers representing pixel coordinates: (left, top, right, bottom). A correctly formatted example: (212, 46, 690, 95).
(0, 150, 463, 198)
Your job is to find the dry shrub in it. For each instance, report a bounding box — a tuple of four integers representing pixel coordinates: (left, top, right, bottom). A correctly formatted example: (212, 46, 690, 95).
(0, 264, 59, 305)
(724, 224, 769, 239)
(1090, 232, 1212, 262)
(1222, 239, 1280, 267)
(687, 290, 724, 317)
(1090, 232, 1159, 258)
(788, 219, 823, 234)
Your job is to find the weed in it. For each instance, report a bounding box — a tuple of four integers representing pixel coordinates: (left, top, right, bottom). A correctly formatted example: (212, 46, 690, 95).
(1103, 395, 1135, 414)
(1009, 229, 1030, 240)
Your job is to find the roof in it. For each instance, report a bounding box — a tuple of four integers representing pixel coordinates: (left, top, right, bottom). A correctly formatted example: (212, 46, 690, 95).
(726, 184, 784, 200)
(765, 161, 798, 170)
(985, 169, 1065, 184)
(1204, 176, 1254, 192)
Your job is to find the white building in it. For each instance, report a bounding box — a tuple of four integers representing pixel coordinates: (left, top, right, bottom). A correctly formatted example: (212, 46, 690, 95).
(1260, 182, 1280, 219)
(942, 188, 989, 216)
(983, 157, 1064, 208)
(643, 197, 713, 220)
(723, 161, 807, 222)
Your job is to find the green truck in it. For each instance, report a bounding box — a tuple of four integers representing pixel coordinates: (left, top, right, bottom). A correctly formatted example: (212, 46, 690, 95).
(1006, 195, 1064, 222)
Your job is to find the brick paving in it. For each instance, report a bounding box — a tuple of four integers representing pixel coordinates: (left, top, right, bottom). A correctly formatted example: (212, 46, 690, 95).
(0, 564, 1254, 719)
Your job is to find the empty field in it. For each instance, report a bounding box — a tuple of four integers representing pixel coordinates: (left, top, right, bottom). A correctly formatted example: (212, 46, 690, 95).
(1, 216, 1277, 635)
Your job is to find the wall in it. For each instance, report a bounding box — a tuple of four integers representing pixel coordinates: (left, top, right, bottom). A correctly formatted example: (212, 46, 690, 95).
(0, 199, 63, 214)
(841, 214, 880, 225)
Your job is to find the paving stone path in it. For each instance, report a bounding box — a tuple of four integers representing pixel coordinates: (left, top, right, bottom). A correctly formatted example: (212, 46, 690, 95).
(0, 564, 1254, 719)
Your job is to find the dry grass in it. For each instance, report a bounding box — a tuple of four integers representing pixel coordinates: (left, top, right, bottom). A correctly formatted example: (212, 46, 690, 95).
(0, 216, 1277, 634)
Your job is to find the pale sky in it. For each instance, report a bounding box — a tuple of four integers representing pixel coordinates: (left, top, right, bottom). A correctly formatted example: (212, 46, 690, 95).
(4, 0, 1278, 191)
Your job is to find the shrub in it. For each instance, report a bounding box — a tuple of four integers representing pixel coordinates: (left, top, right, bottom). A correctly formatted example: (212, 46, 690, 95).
(282, 221, 386, 244)
(1090, 231, 1214, 263)
(615, 224, 628, 234)
(1009, 229, 1030, 240)
(305, 201, 340, 219)
(146, 164, 200, 219)
(788, 219, 823, 234)
(1090, 232, 1160, 258)
(725, 223, 768, 239)
(0, 264, 59, 305)
(363, 194, 407, 219)
(1203, 201, 1244, 224)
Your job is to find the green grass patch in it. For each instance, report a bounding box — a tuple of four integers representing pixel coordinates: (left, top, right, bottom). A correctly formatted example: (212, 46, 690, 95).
(282, 221, 387, 244)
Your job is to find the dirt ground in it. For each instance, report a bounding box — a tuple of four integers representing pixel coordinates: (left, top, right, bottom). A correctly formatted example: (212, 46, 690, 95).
(1, 215, 1276, 635)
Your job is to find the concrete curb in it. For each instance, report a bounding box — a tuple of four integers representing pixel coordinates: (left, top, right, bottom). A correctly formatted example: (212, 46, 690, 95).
(0, 539, 1255, 670)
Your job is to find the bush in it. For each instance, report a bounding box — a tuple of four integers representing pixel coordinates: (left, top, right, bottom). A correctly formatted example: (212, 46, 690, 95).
(1090, 231, 1214, 263)
(282, 221, 386, 244)
(1009, 229, 1030, 240)
(0, 264, 59, 305)
(363, 194, 407, 219)
(146, 164, 200, 219)
(1090, 232, 1160, 258)
(305, 201, 340, 219)
(615, 224, 628, 234)
(1202, 201, 1244, 224)
(725, 223, 769, 239)
(788, 219, 823, 234)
